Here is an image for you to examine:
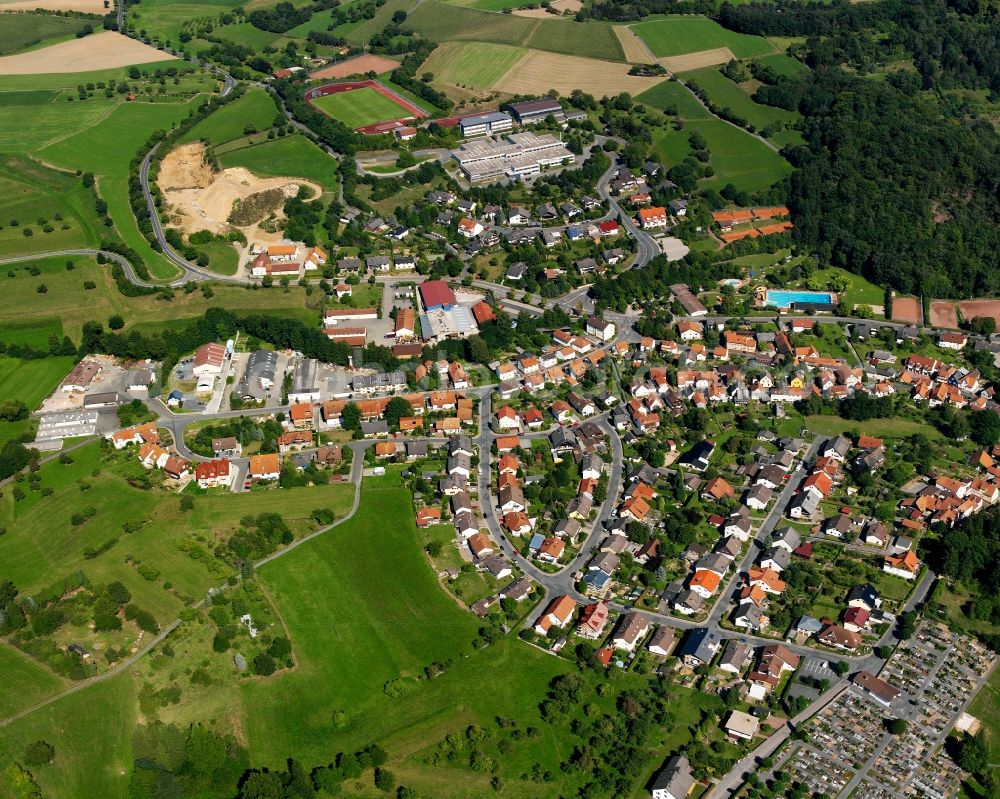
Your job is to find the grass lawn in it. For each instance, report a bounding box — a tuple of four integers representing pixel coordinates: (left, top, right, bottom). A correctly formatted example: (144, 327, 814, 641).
(684, 66, 799, 133)
(199, 239, 240, 275)
(967, 663, 1000, 764)
(420, 41, 526, 89)
(0, 13, 95, 56)
(803, 415, 944, 440)
(0, 643, 66, 718)
(311, 85, 412, 128)
(218, 134, 341, 195)
(631, 15, 774, 58)
(809, 267, 884, 309)
(179, 87, 279, 146)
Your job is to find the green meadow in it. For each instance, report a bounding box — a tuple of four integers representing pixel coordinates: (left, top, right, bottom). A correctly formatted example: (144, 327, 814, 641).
(0, 64, 217, 282)
(404, 1, 625, 61)
(0, 156, 104, 259)
(179, 87, 279, 146)
(0, 441, 356, 624)
(0, 673, 136, 798)
(0, 356, 75, 446)
(0, 13, 96, 56)
(420, 41, 526, 89)
(631, 15, 774, 58)
(0, 255, 324, 343)
(218, 133, 342, 193)
(685, 67, 799, 131)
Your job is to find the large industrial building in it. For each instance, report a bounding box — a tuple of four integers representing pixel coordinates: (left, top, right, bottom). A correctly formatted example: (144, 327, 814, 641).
(504, 97, 566, 125)
(452, 132, 575, 183)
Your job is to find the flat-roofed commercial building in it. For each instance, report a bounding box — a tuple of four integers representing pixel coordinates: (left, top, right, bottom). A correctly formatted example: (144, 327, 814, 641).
(452, 132, 574, 183)
(505, 97, 565, 125)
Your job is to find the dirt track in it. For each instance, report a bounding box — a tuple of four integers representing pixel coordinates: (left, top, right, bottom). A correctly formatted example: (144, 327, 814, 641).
(891, 296, 921, 324)
(158, 142, 321, 244)
(0, 30, 173, 73)
(309, 54, 399, 80)
(661, 46, 735, 72)
(494, 50, 666, 98)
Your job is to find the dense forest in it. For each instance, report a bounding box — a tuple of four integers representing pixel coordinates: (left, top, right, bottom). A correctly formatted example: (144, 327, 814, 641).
(784, 72, 1000, 298)
(721, 0, 1000, 298)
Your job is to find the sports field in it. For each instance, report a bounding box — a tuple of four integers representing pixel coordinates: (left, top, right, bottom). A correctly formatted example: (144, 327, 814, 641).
(311, 85, 410, 127)
(405, 1, 625, 61)
(631, 15, 774, 58)
(420, 41, 527, 89)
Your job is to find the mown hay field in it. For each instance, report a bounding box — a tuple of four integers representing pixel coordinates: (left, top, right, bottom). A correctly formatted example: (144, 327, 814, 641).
(632, 15, 773, 58)
(405, 1, 624, 61)
(421, 41, 527, 89)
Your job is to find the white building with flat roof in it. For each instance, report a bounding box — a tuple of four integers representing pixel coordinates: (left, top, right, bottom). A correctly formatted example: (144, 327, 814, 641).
(452, 132, 574, 183)
(459, 111, 513, 138)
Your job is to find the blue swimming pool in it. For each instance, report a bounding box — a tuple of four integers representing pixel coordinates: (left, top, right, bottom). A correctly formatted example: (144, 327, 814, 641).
(766, 289, 835, 309)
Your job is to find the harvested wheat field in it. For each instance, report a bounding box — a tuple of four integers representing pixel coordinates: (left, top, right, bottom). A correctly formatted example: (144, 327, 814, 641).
(614, 25, 656, 64)
(891, 296, 921, 324)
(930, 301, 959, 329)
(0, 30, 173, 73)
(512, 7, 557, 17)
(661, 46, 735, 73)
(157, 142, 321, 243)
(495, 50, 666, 98)
(0, 0, 107, 9)
(309, 54, 400, 80)
(513, 0, 579, 14)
